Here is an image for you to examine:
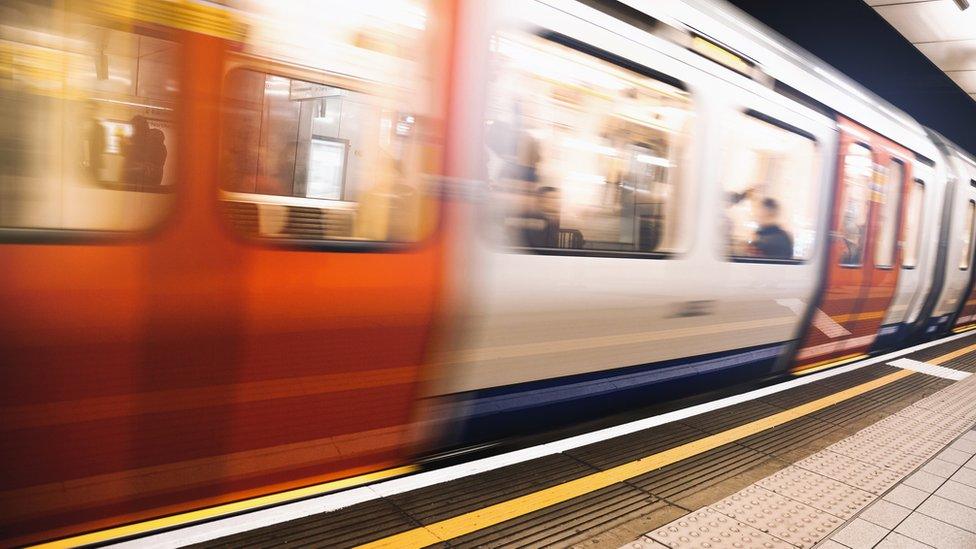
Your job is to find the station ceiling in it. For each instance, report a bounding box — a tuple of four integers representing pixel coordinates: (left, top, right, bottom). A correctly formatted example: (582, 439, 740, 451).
(727, 0, 976, 153)
(867, 0, 976, 104)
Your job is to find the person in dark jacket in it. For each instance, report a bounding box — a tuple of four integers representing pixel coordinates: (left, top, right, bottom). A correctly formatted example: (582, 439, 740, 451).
(752, 198, 793, 259)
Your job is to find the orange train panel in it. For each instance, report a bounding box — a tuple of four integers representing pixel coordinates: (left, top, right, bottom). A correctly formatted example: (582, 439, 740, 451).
(794, 116, 911, 372)
(0, 25, 448, 548)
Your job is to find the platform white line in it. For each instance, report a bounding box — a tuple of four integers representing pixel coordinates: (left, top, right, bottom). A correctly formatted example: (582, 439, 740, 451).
(888, 357, 972, 380)
(115, 330, 976, 548)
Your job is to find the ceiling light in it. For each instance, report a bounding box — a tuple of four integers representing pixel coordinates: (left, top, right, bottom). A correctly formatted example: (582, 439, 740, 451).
(954, 0, 970, 11)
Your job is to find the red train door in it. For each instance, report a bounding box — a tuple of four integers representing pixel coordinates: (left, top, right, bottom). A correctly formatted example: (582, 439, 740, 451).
(794, 117, 910, 373)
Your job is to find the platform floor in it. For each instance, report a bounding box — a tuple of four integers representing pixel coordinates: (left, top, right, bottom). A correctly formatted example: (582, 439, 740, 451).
(120, 333, 976, 549)
(630, 339, 976, 549)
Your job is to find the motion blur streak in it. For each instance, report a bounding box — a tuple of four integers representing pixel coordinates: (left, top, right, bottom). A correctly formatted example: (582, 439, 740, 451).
(1, 0, 976, 546)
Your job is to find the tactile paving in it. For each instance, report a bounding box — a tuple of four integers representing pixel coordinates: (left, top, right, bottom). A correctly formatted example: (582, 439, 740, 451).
(792, 451, 900, 497)
(756, 465, 878, 518)
(648, 508, 791, 549)
(709, 486, 841, 548)
(823, 439, 927, 474)
(826, 427, 945, 459)
(895, 405, 973, 434)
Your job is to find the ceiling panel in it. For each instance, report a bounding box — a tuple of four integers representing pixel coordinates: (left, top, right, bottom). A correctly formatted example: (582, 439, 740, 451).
(875, 0, 976, 43)
(948, 71, 976, 92)
(865, 0, 933, 5)
(915, 40, 976, 71)
(868, 0, 976, 104)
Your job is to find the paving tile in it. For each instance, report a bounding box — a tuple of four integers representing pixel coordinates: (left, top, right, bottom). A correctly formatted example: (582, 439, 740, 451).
(950, 437, 976, 455)
(793, 451, 900, 496)
(816, 541, 850, 549)
(935, 480, 976, 508)
(830, 518, 888, 549)
(950, 465, 976, 488)
(874, 531, 933, 548)
(902, 470, 946, 493)
(621, 537, 669, 549)
(757, 465, 876, 519)
(883, 485, 929, 509)
(960, 431, 976, 443)
(894, 512, 976, 547)
(647, 508, 791, 549)
(858, 499, 913, 530)
(965, 454, 976, 471)
(920, 458, 961, 479)
(708, 485, 840, 548)
(938, 447, 972, 466)
(917, 495, 976, 534)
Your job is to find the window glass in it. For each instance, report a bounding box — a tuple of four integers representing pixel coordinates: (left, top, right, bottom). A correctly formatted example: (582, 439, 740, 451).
(961, 200, 975, 270)
(219, 0, 439, 244)
(0, 1, 178, 232)
(484, 33, 693, 253)
(902, 179, 924, 268)
(875, 161, 904, 268)
(838, 144, 873, 266)
(723, 114, 819, 261)
(220, 70, 432, 243)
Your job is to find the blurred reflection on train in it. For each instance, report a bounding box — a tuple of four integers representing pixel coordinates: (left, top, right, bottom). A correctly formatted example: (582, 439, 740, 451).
(1, 0, 976, 545)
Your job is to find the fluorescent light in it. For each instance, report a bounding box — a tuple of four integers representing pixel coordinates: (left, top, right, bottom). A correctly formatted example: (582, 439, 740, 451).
(954, 0, 969, 11)
(635, 154, 672, 167)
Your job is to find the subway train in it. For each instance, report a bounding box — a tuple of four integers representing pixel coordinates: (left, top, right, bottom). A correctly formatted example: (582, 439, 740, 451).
(1, 0, 976, 545)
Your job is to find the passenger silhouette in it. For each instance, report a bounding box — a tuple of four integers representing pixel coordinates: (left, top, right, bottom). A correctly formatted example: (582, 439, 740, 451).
(752, 198, 793, 259)
(121, 116, 167, 189)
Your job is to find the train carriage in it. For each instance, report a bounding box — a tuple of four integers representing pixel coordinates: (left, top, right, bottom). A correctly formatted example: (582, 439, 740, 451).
(1, 0, 975, 546)
(0, 1, 452, 545)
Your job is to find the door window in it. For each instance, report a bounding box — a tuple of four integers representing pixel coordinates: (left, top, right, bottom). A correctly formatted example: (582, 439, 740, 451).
(220, 69, 434, 243)
(961, 200, 975, 270)
(875, 160, 904, 268)
(902, 179, 924, 268)
(838, 143, 873, 267)
(0, 1, 178, 233)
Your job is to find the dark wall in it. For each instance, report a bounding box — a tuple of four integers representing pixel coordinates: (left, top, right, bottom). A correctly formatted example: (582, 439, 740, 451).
(727, 0, 976, 153)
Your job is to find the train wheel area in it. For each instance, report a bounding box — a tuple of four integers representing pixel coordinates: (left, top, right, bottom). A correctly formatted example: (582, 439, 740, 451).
(43, 331, 976, 549)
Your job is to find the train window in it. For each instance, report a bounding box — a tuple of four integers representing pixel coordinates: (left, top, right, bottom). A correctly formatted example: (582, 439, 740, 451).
(838, 143, 873, 267)
(875, 160, 904, 268)
(0, 2, 178, 234)
(219, 69, 434, 243)
(902, 179, 925, 268)
(723, 113, 819, 261)
(484, 32, 693, 255)
(961, 200, 975, 270)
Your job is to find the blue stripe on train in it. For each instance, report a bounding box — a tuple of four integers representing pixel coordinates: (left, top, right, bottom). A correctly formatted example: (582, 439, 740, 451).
(450, 341, 786, 446)
(870, 322, 906, 352)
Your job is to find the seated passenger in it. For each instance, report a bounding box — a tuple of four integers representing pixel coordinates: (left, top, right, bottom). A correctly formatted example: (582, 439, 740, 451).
(752, 198, 793, 259)
(514, 186, 561, 248)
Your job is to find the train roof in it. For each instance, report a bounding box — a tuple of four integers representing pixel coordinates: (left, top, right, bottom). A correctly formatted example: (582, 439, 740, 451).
(609, 0, 943, 160)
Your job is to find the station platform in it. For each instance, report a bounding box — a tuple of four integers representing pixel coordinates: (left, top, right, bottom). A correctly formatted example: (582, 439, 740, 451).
(111, 332, 976, 549)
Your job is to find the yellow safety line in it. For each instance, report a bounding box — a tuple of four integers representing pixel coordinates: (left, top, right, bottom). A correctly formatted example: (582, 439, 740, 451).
(34, 339, 976, 549)
(952, 324, 976, 335)
(30, 465, 418, 549)
(929, 342, 976, 365)
(357, 369, 916, 548)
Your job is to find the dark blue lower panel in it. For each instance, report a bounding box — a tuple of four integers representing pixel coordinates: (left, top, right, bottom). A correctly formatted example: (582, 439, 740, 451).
(923, 315, 952, 339)
(446, 342, 786, 447)
(870, 322, 906, 353)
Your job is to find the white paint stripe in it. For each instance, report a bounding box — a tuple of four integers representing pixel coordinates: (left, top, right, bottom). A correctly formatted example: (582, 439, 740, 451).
(116, 330, 976, 548)
(888, 358, 971, 381)
(812, 309, 851, 338)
